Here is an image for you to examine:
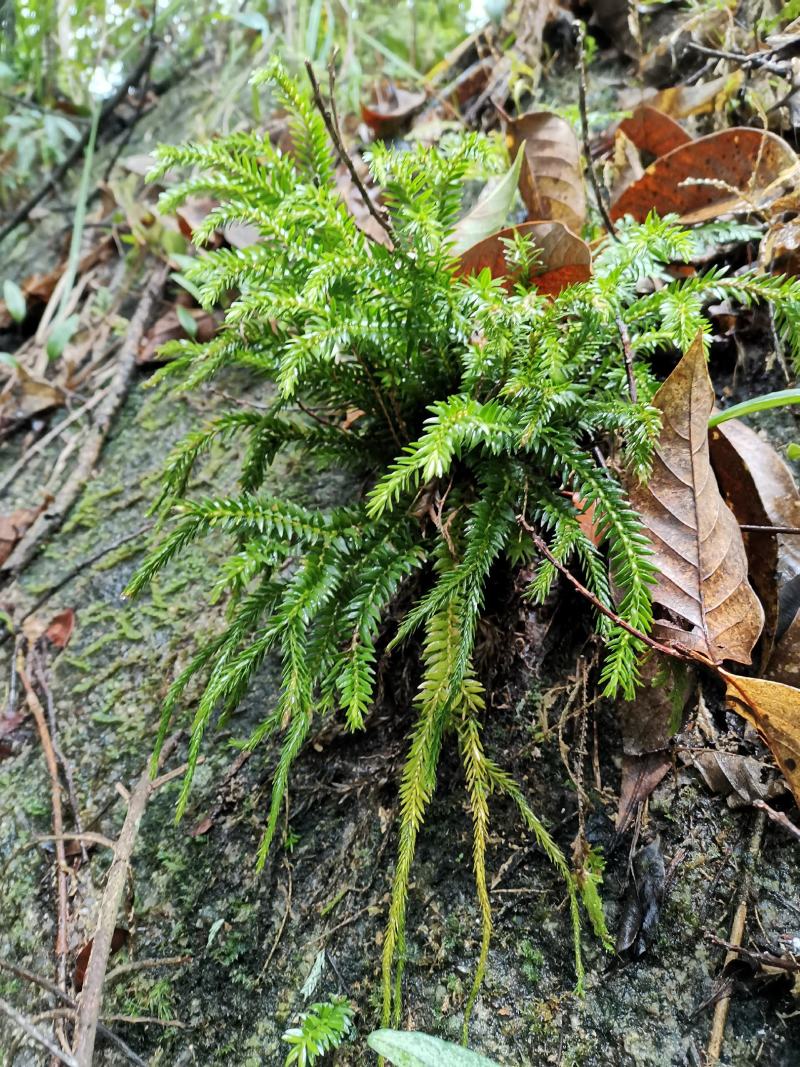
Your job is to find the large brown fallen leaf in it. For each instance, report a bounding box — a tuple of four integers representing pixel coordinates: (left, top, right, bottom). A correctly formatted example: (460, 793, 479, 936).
(710, 419, 800, 663)
(721, 671, 800, 807)
(626, 333, 764, 664)
(611, 128, 799, 224)
(618, 105, 692, 162)
(503, 111, 585, 233)
(455, 220, 591, 297)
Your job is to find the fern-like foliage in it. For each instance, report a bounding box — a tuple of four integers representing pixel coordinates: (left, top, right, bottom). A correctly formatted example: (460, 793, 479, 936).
(128, 61, 800, 1031)
(281, 996, 354, 1066)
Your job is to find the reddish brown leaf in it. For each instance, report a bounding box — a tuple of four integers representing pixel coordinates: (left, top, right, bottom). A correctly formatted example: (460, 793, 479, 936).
(361, 87, 426, 138)
(504, 111, 585, 233)
(45, 609, 75, 650)
(73, 927, 128, 991)
(722, 671, 800, 808)
(618, 105, 692, 161)
(611, 128, 799, 224)
(455, 220, 591, 297)
(626, 333, 764, 664)
(616, 752, 671, 833)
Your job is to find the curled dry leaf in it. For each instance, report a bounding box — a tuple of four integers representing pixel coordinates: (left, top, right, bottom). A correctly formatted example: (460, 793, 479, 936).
(73, 927, 128, 991)
(361, 87, 427, 139)
(0, 506, 44, 566)
(618, 105, 692, 162)
(616, 752, 671, 833)
(503, 110, 585, 233)
(455, 220, 591, 297)
(625, 332, 764, 665)
(687, 749, 785, 808)
(0, 365, 66, 429)
(611, 128, 800, 224)
(710, 419, 800, 663)
(45, 608, 76, 650)
(603, 129, 644, 206)
(721, 671, 800, 808)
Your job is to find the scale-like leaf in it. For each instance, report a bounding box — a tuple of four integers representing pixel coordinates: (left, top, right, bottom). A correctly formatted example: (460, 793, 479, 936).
(626, 332, 763, 664)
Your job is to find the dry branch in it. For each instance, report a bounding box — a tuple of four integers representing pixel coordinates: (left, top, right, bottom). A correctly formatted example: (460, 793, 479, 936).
(71, 733, 180, 1067)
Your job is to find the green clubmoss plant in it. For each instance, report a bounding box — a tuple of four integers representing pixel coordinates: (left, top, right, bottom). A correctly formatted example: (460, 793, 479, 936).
(126, 59, 800, 1032)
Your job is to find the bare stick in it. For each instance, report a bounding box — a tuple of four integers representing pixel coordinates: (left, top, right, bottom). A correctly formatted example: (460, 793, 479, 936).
(2, 264, 167, 575)
(71, 733, 180, 1067)
(752, 799, 800, 843)
(0, 960, 146, 1067)
(706, 808, 767, 1064)
(16, 655, 70, 1010)
(516, 514, 693, 663)
(106, 955, 191, 986)
(0, 997, 78, 1067)
(616, 315, 638, 402)
(304, 58, 395, 244)
(738, 524, 800, 535)
(574, 21, 618, 240)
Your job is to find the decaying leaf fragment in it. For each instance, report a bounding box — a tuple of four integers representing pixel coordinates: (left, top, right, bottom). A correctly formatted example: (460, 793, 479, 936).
(626, 333, 764, 665)
(618, 105, 692, 162)
(721, 671, 800, 808)
(503, 110, 585, 233)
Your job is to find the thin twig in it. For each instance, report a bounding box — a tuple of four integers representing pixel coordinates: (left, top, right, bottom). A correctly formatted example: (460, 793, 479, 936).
(105, 955, 191, 987)
(516, 514, 693, 663)
(0, 960, 146, 1067)
(304, 57, 394, 244)
(574, 21, 617, 240)
(71, 733, 181, 1067)
(259, 858, 293, 976)
(706, 808, 767, 1065)
(16, 655, 70, 1011)
(739, 524, 800, 535)
(684, 41, 790, 77)
(33, 649, 88, 864)
(705, 933, 799, 973)
(751, 799, 800, 843)
(0, 998, 78, 1067)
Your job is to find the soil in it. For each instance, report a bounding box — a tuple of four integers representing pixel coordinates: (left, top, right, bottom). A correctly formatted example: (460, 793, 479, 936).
(1, 26, 800, 1067)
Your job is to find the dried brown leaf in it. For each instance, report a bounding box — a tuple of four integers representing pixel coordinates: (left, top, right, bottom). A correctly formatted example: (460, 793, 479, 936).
(455, 220, 591, 297)
(45, 608, 76, 650)
(618, 105, 692, 162)
(626, 333, 764, 664)
(722, 671, 800, 808)
(611, 128, 800, 224)
(503, 111, 585, 233)
(0, 506, 43, 566)
(710, 419, 800, 664)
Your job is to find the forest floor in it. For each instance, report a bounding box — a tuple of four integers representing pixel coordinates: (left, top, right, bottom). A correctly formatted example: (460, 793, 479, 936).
(1, 6, 800, 1066)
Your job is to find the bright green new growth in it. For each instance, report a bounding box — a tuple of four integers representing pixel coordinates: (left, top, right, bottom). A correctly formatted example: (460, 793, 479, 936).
(127, 60, 800, 1031)
(281, 996, 354, 1066)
